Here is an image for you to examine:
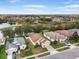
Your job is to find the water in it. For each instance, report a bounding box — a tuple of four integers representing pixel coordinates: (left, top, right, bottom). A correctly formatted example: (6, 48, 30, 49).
(0, 23, 16, 29)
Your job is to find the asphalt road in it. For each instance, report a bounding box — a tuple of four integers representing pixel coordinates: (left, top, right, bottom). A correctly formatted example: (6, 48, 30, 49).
(41, 47, 79, 59)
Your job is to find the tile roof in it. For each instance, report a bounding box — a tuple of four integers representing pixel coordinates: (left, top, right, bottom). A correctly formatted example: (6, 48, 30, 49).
(56, 30, 72, 37)
(45, 32, 66, 41)
(30, 33, 42, 42)
(41, 39, 47, 43)
(45, 32, 56, 39)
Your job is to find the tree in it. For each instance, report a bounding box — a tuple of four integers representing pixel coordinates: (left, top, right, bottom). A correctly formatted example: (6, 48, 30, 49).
(15, 26, 23, 35)
(3, 28, 15, 38)
(53, 40, 57, 44)
(68, 36, 78, 43)
(73, 31, 79, 39)
(23, 25, 33, 33)
(33, 24, 43, 33)
(34, 43, 40, 48)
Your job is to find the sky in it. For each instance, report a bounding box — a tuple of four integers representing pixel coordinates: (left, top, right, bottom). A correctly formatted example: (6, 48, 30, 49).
(0, 0, 79, 14)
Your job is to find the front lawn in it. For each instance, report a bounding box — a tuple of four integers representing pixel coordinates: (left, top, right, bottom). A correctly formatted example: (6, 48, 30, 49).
(75, 43, 79, 46)
(20, 47, 33, 57)
(0, 45, 6, 59)
(51, 41, 65, 49)
(68, 36, 79, 44)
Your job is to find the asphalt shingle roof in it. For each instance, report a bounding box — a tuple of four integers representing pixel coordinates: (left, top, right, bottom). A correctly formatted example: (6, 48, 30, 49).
(6, 37, 26, 50)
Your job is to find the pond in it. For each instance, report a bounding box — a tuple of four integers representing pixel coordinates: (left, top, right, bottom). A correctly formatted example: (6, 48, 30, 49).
(0, 23, 16, 29)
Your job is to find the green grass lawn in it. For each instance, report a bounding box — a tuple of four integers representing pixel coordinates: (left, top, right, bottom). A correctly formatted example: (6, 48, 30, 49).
(68, 39, 78, 44)
(51, 41, 65, 49)
(68, 37, 79, 44)
(20, 38, 33, 57)
(28, 57, 35, 59)
(75, 43, 79, 46)
(0, 45, 6, 59)
(20, 47, 33, 57)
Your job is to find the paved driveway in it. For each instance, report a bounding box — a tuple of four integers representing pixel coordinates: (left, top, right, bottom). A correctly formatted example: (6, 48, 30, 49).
(64, 40, 76, 49)
(45, 45, 58, 55)
(41, 47, 79, 59)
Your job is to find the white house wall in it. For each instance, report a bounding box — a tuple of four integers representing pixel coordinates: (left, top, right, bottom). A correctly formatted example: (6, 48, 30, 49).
(41, 40, 50, 48)
(29, 37, 36, 46)
(6, 48, 17, 54)
(20, 45, 26, 50)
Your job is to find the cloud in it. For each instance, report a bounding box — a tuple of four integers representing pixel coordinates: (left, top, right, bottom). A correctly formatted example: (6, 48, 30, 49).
(0, 8, 51, 14)
(23, 5, 46, 8)
(54, 3, 79, 12)
(22, 4, 46, 14)
(0, 8, 79, 14)
(66, 4, 79, 8)
(8, 0, 20, 3)
(1, 1, 79, 14)
(23, 8, 41, 11)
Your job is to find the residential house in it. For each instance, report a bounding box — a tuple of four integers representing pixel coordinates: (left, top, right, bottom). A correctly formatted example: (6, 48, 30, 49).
(6, 37, 26, 59)
(55, 30, 72, 37)
(0, 31, 5, 45)
(13, 37, 26, 50)
(29, 33, 50, 48)
(6, 39, 18, 59)
(44, 32, 67, 42)
(40, 38, 50, 48)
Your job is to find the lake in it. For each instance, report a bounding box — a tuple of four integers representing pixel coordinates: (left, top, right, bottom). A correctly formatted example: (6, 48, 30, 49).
(0, 23, 16, 29)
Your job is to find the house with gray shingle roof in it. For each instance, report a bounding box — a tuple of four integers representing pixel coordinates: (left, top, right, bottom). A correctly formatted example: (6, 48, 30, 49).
(6, 37, 26, 59)
(13, 37, 26, 50)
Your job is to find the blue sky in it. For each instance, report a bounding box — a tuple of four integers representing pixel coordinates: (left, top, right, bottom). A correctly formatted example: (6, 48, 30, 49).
(0, 0, 79, 14)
